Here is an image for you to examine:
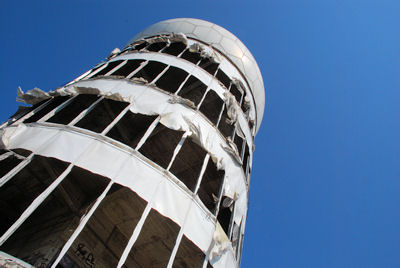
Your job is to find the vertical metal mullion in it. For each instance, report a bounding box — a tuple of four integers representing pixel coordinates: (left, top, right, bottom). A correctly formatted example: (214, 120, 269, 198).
(150, 65, 169, 84)
(105, 60, 128, 76)
(126, 60, 148, 79)
(215, 103, 226, 128)
(227, 203, 236, 239)
(13, 98, 53, 124)
(214, 173, 227, 216)
(37, 95, 78, 123)
(51, 180, 114, 268)
(177, 47, 188, 58)
(84, 63, 108, 79)
(0, 154, 34, 188)
(116, 203, 152, 268)
(134, 116, 161, 151)
(0, 164, 74, 246)
(68, 96, 104, 126)
(65, 69, 92, 86)
(101, 103, 132, 135)
(174, 73, 191, 95)
(166, 133, 189, 171)
(193, 154, 211, 195)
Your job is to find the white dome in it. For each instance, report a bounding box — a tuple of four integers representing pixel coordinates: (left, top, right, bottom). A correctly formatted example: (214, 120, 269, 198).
(128, 18, 265, 133)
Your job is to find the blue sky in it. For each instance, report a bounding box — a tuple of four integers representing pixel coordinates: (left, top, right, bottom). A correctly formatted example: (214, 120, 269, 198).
(1, 1, 400, 267)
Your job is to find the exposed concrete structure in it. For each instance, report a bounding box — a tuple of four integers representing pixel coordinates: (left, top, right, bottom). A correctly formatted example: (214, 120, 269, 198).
(0, 18, 264, 267)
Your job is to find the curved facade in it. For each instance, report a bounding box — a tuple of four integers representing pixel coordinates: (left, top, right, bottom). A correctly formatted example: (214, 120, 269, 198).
(0, 18, 264, 268)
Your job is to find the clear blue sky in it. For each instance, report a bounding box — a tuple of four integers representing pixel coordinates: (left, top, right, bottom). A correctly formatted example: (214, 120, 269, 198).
(1, 1, 400, 267)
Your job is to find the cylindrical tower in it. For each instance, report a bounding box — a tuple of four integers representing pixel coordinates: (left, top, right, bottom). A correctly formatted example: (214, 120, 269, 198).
(0, 18, 264, 268)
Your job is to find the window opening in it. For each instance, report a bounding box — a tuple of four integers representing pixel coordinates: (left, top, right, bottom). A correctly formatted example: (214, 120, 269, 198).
(46, 94, 100, 125)
(93, 60, 124, 77)
(180, 50, 202, 64)
(162, 42, 186, 56)
(243, 143, 250, 175)
(133, 42, 148, 51)
(123, 209, 180, 267)
(132, 61, 167, 83)
(109, 59, 144, 77)
(197, 158, 225, 213)
(0, 152, 24, 178)
(169, 137, 207, 192)
(0, 166, 109, 267)
(172, 235, 205, 268)
(215, 69, 231, 90)
(217, 197, 234, 235)
(75, 98, 129, 133)
(23, 96, 70, 123)
(199, 90, 224, 125)
(106, 111, 158, 150)
(177, 76, 207, 107)
(229, 83, 243, 104)
(0, 155, 69, 236)
(217, 106, 235, 138)
(198, 59, 219, 76)
(147, 42, 168, 52)
(231, 222, 240, 257)
(11, 148, 32, 157)
(10, 99, 49, 123)
(59, 184, 147, 268)
(233, 133, 244, 158)
(139, 123, 184, 169)
(155, 66, 188, 94)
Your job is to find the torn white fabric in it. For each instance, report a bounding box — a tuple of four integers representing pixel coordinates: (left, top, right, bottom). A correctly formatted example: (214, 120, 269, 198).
(17, 87, 50, 105)
(169, 32, 188, 45)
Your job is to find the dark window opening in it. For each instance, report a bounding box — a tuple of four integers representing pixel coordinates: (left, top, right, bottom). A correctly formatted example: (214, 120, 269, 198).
(10, 99, 49, 122)
(243, 144, 250, 175)
(230, 84, 243, 104)
(162, 42, 186, 56)
(177, 76, 207, 107)
(86, 63, 106, 77)
(197, 158, 224, 213)
(199, 90, 224, 125)
(180, 50, 202, 64)
(60, 184, 147, 268)
(215, 69, 231, 90)
(217, 106, 234, 138)
(109, 59, 144, 77)
(11, 148, 32, 157)
(169, 137, 207, 191)
(233, 134, 244, 158)
(155, 66, 188, 94)
(93, 60, 124, 77)
(0, 166, 109, 268)
(75, 98, 129, 133)
(133, 42, 148, 51)
(139, 123, 184, 169)
(106, 112, 157, 149)
(133, 61, 167, 82)
(147, 42, 168, 52)
(231, 223, 240, 257)
(0, 152, 24, 178)
(123, 209, 180, 267)
(24, 96, 70, 123)
(217, 197, 233, 235)
(0, 155, 69, 236)
(172, 235, 205, 268)
(198, 59, 219, 76)
(47, 94, 100, 125)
